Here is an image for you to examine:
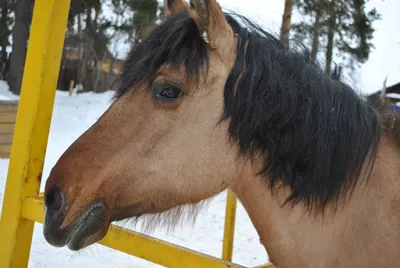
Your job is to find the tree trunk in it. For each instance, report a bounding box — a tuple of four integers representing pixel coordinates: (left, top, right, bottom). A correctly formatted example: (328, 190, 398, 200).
(86, 7, 92, 29)
(0, 1, 9, 78)
(310, 9, 321, 61)
(81, 7, 94, 91)
(77, 13, 84, 86)
(7, 0, 33, 95)
(325, 12, 336, 75)
(94, 7, 99, 30)
(77, 13, 82, 34)
(280, 0, 293, 48)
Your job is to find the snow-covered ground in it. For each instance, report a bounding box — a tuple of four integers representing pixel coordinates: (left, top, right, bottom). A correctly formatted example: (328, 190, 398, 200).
(0, 81, 268, 267)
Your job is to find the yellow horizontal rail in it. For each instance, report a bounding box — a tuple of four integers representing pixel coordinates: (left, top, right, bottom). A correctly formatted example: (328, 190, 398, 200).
(22, 196, 247, 268)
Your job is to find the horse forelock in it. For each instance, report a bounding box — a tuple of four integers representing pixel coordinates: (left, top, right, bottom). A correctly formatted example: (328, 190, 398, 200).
(114, 10, 209, 100)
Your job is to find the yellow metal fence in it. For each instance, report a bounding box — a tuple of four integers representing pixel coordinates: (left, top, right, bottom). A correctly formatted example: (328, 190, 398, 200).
(0, 0, 274, 267)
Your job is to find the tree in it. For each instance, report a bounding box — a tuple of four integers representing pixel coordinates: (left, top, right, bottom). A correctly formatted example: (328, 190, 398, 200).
(292, 0, 381, 75)
(2, 0, 164, 93)
(292, 0, 326, 61)
(63, 0, 112, 90)
(7, 0, 33, 94)
(335, 1, 381, 68)
(0, 0, 14, 79)
(112, 0, 160, 44)
(280, 0, 293, 48)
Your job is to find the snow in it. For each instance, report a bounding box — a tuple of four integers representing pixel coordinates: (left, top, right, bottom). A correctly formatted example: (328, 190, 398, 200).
(0, 81, 19, 101)
(0, 81, 268, 267)
(0, 95, 12, 101)
(386, 93, 400, 100)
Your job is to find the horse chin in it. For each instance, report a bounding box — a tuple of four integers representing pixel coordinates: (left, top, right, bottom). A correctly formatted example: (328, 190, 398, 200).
(113, 199, 213, 235)
(66, 213, 109, 251)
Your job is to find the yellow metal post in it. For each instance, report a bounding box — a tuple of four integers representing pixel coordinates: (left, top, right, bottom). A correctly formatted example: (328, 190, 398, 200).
(222, 190, 237, 261)
(0, 0, 71, 267)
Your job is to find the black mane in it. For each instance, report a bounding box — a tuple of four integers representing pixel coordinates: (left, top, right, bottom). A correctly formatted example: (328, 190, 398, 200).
(115, 11, 382, 211)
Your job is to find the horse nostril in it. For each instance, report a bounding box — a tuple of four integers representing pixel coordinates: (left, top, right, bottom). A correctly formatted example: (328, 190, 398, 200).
(43, 185, 70, 247)
(45, 186, 64, 212)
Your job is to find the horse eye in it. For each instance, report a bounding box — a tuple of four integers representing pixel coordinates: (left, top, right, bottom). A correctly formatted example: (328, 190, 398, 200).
(152, 83, 181, 102)
(161, 87, 180, 98)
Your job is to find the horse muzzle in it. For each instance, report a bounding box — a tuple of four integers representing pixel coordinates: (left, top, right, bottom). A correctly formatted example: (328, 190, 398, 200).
(43, 186, 108, 251)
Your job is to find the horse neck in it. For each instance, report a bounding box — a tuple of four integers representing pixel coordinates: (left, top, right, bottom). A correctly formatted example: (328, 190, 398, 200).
(230, 137, 400, 268)
(230, 170, 295, 264)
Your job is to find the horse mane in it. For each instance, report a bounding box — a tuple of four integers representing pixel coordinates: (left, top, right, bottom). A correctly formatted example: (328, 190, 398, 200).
(114, 10, 384, 212)
(367, 95, 400, 147)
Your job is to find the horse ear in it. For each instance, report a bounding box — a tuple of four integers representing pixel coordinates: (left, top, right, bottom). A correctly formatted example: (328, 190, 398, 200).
(164, 0, 190, 15)
(189, 0, 232, 48)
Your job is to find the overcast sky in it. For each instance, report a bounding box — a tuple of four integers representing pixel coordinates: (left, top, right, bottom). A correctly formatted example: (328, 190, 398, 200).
(110, 0, 399, 94)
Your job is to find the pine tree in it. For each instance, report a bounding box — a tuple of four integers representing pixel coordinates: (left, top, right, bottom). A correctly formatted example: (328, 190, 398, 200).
(292, 0, 381, 74)
(0, 0, 14, 79)
(111, 0, 160, 44)
(66, 0, 111, 90)
(128, 0, 159, 44)
(6, 0, 33, 94)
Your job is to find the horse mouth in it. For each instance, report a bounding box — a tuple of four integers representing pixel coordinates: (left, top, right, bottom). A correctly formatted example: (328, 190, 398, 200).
(66, 202, 108, 250)
(44, 200, 108, 251)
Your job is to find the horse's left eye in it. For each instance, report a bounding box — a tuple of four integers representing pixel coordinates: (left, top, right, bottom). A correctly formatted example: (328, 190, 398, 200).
(152, 83, 181, 102)
(161, 87, 180, 99)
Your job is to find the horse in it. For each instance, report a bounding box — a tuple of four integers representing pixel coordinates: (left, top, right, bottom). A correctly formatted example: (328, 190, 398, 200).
(42, 0, 400, 267)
